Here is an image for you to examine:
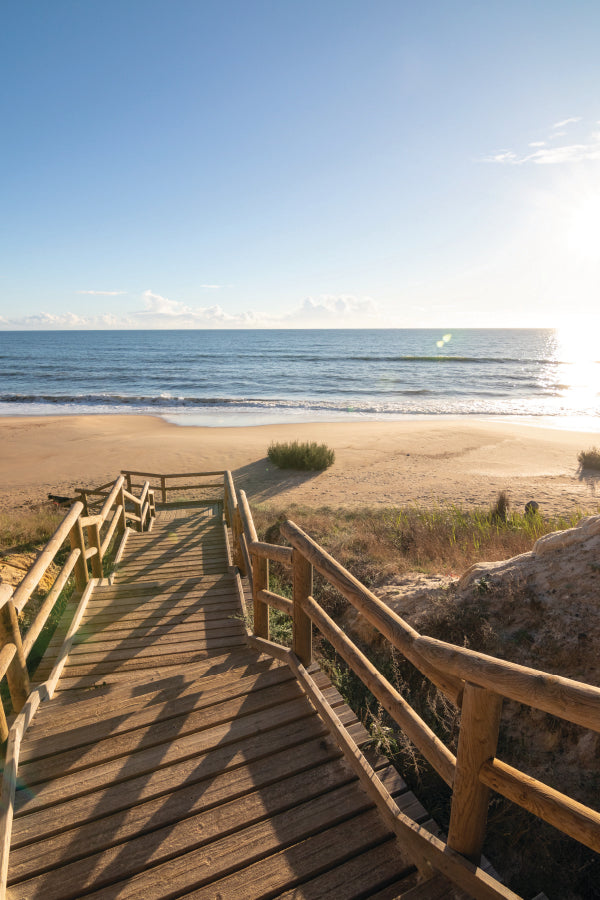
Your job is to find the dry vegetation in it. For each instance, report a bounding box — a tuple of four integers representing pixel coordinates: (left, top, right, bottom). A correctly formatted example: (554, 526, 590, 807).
(0, 504, 64, 552)
(252, 501, 581, 584)
(578, 446, 600, 471)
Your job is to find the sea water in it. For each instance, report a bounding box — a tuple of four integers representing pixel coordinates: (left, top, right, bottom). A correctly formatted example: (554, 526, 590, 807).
(0, 329, 598, 427)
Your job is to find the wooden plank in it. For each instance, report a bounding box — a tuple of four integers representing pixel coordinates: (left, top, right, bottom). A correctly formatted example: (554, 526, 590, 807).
(271, 838, 418, 900)
(60, 633, 247, 670)
(92, 573, 237, 595)
(70, 622, 243, 650)
(26, 655, 282, 734)
(64, 629, 246, 661)
(83, 585, 241, 607)
(368, 872, 462, 900)
(49, 649, 260, 691)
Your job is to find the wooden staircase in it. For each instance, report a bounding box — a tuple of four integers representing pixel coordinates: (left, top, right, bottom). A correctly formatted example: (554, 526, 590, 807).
(6, 503, 459, 899)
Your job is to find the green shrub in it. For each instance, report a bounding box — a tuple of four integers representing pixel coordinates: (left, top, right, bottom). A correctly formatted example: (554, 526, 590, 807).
(578, 447, 600, 470)
(267, 440, 335, 471)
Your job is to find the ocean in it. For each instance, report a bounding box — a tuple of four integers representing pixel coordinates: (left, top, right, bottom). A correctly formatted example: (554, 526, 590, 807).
(0, 329, 598, 427)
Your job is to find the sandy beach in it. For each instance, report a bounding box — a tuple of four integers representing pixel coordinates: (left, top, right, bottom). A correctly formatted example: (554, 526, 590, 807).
(1, 414, 598, 515)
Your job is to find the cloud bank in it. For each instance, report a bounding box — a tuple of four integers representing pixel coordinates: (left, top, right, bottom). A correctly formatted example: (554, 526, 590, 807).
(1, 290, 381, 330)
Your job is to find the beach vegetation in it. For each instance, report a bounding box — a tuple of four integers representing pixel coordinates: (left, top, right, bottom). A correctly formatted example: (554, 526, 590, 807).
(267, 440, 335, 471)
(253, 502, 580, 582)
(578, 446, 600, 470)
(0, 504, 64, 552)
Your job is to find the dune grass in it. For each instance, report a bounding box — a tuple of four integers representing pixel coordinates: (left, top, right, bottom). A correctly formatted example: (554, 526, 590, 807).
(578, 446, 600, 470)
(254, 500, 580, 583)
(267, 440, 335, 471)
(0, 505, 64, 552)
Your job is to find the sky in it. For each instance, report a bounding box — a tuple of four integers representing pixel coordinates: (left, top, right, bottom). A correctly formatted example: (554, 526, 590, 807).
(2, 0, 600, 330)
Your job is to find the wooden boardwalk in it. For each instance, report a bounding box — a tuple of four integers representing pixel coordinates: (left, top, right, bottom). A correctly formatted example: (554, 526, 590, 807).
(6, 503, 461, 899)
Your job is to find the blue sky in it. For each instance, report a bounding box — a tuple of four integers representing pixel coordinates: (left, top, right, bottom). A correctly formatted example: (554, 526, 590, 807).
(2, 1, 600, 329)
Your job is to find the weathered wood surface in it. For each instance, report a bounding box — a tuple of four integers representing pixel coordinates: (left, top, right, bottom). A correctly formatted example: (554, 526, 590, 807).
(6, 502, 465, 899)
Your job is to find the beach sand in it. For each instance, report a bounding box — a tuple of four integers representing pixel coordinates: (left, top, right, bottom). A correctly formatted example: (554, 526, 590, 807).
(1, 415, 598, 516)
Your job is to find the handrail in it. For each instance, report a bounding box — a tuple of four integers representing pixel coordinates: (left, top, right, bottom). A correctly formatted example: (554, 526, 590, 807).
(415, 635, 600, 733)
(280, 519, 464, 705)
(301, 592, 457, 786)
(236, 504, 600, 881)
(0, 472, 156, 729)
(122, 469, 226, 479)
(11, 503, 83, 614)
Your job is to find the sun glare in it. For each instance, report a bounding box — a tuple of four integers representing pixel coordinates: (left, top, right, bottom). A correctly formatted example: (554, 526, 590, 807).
(554, 319, 600, 411)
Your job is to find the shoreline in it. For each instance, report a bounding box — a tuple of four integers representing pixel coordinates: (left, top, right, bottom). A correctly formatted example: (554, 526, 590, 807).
(1, 413, 598, 516)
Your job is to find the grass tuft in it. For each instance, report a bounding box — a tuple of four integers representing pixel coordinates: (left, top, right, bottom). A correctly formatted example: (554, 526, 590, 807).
(267, 440, 335, 471)
(578, 446, 600, 470)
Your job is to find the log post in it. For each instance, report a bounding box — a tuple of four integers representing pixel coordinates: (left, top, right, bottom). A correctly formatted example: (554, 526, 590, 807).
(447, 682, 503, 863)
(234, 506, 245, 574)
(125, 472, 132, 493)
(292, 550, 312, 665)
(69, 518, 88, 591)
(118, 484, 127, 531)
(87, 521, 103, 578)
(161, 475, 167, 504)
(252, 555, 269, 640)
(0, 586, 30, 713)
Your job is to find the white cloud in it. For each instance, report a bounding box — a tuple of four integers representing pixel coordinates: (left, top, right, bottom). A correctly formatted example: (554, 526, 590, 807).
(76, 290, 126, 296)
(552, 117, 581, 129)
(131, 289, 380, 328)
(485, 120, 600, 166)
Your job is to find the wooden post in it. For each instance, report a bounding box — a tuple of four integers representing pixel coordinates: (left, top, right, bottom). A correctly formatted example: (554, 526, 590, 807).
(118, 484, 127, 531)
(69, 518, 88, 591)
(87, 521, 103, 578)
(125, 472, 132, 493)
(81, 493, 89, 516)
(234, 507, 245, 574)
(161, 475, 167, 504)
(447, 682, 503, 863)
(0, 586, 30, 713)
(292, 550, 312, 665)
(252, 555, 269, 640)
(149, 490, 156, 518)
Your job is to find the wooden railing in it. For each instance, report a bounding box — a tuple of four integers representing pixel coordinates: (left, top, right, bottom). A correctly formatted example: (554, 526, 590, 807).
(120, 469, 226, 506)
(229, 487, 600, 897)
(0, 474, 155, 739)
